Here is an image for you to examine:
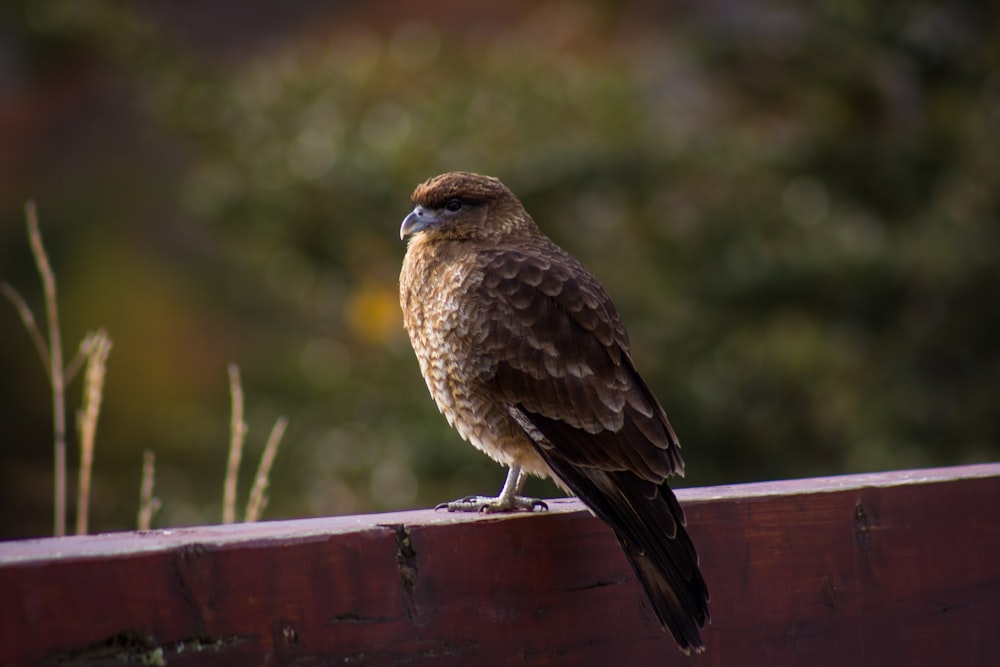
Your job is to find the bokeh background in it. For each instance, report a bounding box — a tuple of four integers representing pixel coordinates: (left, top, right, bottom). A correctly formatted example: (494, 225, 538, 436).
(2, 1, 998, 539)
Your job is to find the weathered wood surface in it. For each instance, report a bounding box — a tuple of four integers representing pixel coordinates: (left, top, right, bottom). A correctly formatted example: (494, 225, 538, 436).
(1, 463, 998, 666)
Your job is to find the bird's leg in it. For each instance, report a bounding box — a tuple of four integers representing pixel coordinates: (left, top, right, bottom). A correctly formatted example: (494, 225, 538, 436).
(436, 465, 548, 513)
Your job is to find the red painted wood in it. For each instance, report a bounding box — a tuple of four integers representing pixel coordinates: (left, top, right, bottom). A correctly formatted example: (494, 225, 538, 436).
(1, 464, 998, 666)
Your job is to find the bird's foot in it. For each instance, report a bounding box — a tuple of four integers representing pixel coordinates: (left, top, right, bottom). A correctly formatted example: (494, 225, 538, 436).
(435, 495, 548, 513)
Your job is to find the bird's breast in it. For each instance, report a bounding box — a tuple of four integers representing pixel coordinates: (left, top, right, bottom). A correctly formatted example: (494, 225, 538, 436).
(400, 246, 546, 473)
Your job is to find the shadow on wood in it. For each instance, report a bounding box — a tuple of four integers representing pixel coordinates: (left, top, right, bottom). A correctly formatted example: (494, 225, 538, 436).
(1, 464, 998, 666)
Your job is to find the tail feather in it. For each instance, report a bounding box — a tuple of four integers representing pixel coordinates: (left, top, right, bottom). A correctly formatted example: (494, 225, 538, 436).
(543, 460, 710, 652)
(514, 406, 710, 652)
(624, 537, 707, 654)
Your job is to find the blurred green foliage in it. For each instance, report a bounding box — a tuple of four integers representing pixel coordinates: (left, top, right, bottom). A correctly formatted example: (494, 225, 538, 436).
(1, 1, 998, 537)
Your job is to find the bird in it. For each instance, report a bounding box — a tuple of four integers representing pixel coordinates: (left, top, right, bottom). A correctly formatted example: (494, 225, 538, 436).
(398, 171, 709, 653)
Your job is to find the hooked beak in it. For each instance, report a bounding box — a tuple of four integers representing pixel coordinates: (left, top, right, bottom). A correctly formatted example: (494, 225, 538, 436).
(400, 206, 439, 240)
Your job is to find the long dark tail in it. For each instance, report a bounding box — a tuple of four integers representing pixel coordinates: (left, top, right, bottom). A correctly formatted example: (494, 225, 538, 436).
(541, 460, 710, 653)
(610, 481, 709, 653)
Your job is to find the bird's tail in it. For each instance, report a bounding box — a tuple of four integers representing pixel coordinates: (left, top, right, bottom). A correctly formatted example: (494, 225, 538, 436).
(514, 407, 710, 652)
(616, 497, 709, 654)
(545, 460, 710, 652)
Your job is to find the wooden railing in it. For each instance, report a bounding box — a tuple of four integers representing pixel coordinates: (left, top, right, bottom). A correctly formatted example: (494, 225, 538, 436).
(2, 463, 998, 666)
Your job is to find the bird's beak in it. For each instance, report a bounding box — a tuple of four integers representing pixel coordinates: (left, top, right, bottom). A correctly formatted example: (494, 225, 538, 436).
(400, 206, 440, 240)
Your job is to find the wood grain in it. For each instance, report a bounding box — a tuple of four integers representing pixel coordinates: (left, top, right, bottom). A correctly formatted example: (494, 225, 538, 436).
(1, 464, 998, 666)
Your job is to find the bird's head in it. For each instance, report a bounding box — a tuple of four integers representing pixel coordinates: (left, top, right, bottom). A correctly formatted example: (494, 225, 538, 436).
(400, 172, 535, 243)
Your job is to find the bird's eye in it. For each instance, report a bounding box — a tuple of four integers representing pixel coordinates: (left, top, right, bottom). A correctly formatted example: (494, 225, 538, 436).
(445, 199, 463, 212)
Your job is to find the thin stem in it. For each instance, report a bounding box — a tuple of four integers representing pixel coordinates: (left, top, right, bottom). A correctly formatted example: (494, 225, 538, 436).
(0, 282, 50, 375)
(25, 202, 67, 537)
(137, 450, 161, 531)
(245, 416, 288, 523)
(75, 330, 112, 535)
(63, 336, 92, 385)
(223, 363, 247, 524)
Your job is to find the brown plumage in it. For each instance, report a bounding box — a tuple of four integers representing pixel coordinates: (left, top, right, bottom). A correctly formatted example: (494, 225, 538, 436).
(399, 171, 709, 653)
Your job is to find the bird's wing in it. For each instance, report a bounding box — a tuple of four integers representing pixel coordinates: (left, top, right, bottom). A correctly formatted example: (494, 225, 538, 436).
(478, 245, 683, 481)
(478, 245, 709, 652)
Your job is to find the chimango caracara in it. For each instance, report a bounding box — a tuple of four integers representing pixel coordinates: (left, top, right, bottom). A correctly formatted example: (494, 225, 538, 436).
(398, 171, 709, 653)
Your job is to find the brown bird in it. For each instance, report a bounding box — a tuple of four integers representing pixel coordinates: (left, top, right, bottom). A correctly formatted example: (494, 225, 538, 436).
(399, 171, 709, 653)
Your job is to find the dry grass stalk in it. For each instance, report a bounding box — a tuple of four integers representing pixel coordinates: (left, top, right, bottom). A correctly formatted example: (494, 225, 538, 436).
(223, 363, 248, 524)
(0, 283, 50, 373)
(137, 450, 161, 530)
(1, 203, 71, 536)
(25, 202, 69, 537)
(3, 204, 289, 534)
(3, 204, 115, 537)
(75, 330, 112, 535)
(244, 415, 288, 523)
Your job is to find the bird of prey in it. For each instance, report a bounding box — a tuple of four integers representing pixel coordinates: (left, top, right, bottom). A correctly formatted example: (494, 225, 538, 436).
(398, 171, 709, 653)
